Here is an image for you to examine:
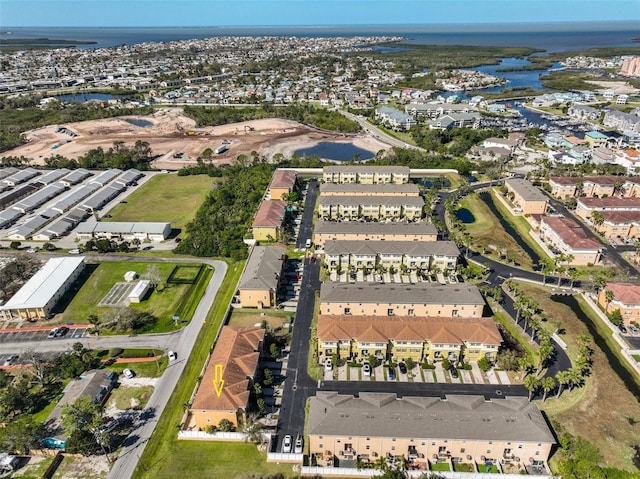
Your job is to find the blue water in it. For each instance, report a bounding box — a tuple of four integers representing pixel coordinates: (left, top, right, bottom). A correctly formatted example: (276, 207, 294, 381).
(56, 93, 125, 102)
(456, 208, 475, 224)
(474, 57, 563, 93)
(2, 22, 638, 52)
(125, 118, 153, 127)
(295, 142, 375, 161)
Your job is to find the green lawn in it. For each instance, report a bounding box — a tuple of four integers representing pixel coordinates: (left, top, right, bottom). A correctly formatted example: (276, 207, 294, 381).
(133, 260, 301, 479)
(56, 261, 207, 333)
(106, 358, 168, 378)
(108, 386, 154, 411)
(106, 174, 217, 231)
(431, 462, 451, 471)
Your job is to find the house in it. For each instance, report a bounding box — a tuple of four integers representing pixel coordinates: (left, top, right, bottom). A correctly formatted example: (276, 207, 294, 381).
(322, 166, 410, 184)
(323, 240, 459, 272)
(251, 200, 287, 241)
(316, 315, 501, 364)
(539, 216, 601, 265)
(313, 220, 438, 247)
(267, 169, 297, 201)
(428, 112, 480, 130)
(591, 146, 616, 164)
(598, 283, 640, 324)
(603, 110, 640, 133)
(320, 282, 485, 318)
(568, 104, 600, 121)
(237, 246, 286, 308)
(127, 280, 151, 304)
(307, 392, 555, 471)
(614, 149, 640, 173)
(504, 178, 548, 215)
(317, 195, 424, 221)
(483, 137, 518, 152)
(187, 326, 264, 429)
(584, 131, 608, 147)
(0, 257, 85, 321)
(375, 106, 416, 131)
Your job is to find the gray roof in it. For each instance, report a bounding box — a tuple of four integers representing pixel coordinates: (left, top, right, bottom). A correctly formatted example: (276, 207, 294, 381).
(318, 195, 424, 208)
(308, 392, 556, 444)
(320, 282, 485, 305)
(81, 185, 124, 210)
(90, 168, 122, 186)
(60, 168, 92, 185)
(13, 183, 66, 212)
(325, 240, 459, 257)
(238, 246, 286, 291)
(376, 106, 414, 123)
(114, 168, 144, 186)
(505, 178, 548, 202)
(52, 183, 101, 212)
(76, 222, 170, 234)
(2, 168, 39, 185)
(0, 168, 19, 180)
(320, 183, 420, 195)
(314, 220, 438, 237)
(35, 169, 70, 185)
(324, 165, 409, 175)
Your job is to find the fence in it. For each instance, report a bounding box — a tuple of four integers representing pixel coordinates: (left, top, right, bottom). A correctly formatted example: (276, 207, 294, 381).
(300, 466, 557, 479)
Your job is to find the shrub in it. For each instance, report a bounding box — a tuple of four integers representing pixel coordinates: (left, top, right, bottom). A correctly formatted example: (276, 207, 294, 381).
(478, 356, 491, 372)
(109, 348, 124, 358)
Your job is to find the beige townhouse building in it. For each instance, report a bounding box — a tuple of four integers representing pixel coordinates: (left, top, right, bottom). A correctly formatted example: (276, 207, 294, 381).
(313, 221, 438, 247)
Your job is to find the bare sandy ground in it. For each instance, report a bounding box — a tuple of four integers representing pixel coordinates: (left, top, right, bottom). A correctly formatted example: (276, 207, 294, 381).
(585, 80, 640, 95)
(6, 108, 390, 169)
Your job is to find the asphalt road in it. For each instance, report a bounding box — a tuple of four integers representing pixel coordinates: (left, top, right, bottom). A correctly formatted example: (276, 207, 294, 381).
(295, 179, 319, 249)
(320, 380, 527, 398)
(339, 110, 425, 151)
(107, 259, 227, 479)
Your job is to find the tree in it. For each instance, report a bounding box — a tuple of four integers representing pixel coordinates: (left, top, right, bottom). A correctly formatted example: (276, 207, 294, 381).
(22, 349, 52, 386)
(496, 350, 520, 371)
(590, 211, 604, 227)
(541, 376, 556, 402)
(524, 375, 540, 401)
(477, 356, 491, 372)
(555, 370, 571, 398)
(604, 289, 615, 313)
(9, 241, 21, 250)
(218, 419, 235, 432)
(367, 354, 377, 370)
(142, 264, 162, 288)
(0, 417, 45, 454)
(269, 342, 280, 359)
(61, 396, 110, 455)
(241, 413, 265, 443)
(607, 309, 623, 326)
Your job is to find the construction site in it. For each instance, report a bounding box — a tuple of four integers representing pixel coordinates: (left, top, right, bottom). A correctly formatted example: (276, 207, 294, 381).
(6, 108, 390, 169)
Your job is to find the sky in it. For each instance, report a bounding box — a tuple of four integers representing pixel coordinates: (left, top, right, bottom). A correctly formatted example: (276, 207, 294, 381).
(2, 0, 639, 27)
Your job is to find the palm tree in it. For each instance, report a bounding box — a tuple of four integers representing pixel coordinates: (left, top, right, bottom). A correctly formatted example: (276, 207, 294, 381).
(604, 289, 615, 313)
(567, 367, 583, 392)
(555, 370, 571, 399)
(590, 211, 604, 227)
(541, 377, 556, 402)
(514, 296, 529, 323)
(524, 375, 540, 402)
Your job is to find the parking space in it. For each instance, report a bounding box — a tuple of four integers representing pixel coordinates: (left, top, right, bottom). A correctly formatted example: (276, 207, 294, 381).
(0, 326, 88, 343)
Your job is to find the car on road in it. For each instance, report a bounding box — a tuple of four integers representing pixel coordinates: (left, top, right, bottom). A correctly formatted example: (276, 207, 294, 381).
(324, 358, 333, 371)
(388, 367, 396, 381)
(294, 436, 303, 454)
(282, 435, 292, 453)
(168, 351, 177, 361)
(305, 239, 312, 248)
(310, 256, 316, 264)
(363, 363, 371, 376)
(450, 367, 459, 379)
(619, 325, 628, 334)
(398, 362, 407, 374)
(629, 325, 639, 336)
(47, 328, 59, 338)
(122, 368, 135, 379)
(3, 354, 18, 366)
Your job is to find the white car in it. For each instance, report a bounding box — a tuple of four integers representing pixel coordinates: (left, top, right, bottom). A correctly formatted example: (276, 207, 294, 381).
(168, 351, 177, 361)
(3, 354, 18, 366)
(122, 368, 134, 379)
(324, 358, 333, 371)
(294, 436, 303, 454)
(363, 363, 371, 376)
(282, 434, 292, 453)
(305, 239, 312, 248)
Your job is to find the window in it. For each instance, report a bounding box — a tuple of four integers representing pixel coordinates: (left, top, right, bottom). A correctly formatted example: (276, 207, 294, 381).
(344, 307, 351, 315)
(388, 309, 394, 316)
(319, 443, 323, 448)
(487, 449, 491, 454)
(408, 309, 414, 316)
(460, 448, 465, 453)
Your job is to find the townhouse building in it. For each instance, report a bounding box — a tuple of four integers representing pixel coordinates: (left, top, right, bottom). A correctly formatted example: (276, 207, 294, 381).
(251, 200, 288, 241)
(319, 183, 420, 197)
(316, 315, 501, 364)
(584, 130, 608, 147)
(267, 169, 297, 200)
(598, 282, 640, 324)
(614, 149, 640, 174)
(404, 102, 478, 119)
(504, 178, 548, 215)
(237, 246, 286, 308)
(575, 197, 640, 221)
(313, 220, 438, 247)
(323, 240, 459, 272)
(375, 106, 417, 131)
(322, 166, 410, 184)
(596, 210, 640, 240)
(317, 195, 424, 221)
(308, 392, 555, 471)
(539, 216, 602, 265)
(568, 104, 601, 121)
(320, 282, 485, 318)
(603, 110, 640, 133)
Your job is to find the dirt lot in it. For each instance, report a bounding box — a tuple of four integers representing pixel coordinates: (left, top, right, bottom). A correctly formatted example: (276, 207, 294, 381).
(7, 108, 389, 169)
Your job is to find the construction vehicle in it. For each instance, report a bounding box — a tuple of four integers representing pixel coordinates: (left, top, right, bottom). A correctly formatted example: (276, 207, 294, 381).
(244, 125, 255, 133)
(185, 130, 196, 136)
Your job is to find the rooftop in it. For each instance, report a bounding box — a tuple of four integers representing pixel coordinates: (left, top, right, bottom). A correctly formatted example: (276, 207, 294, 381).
(269, 169, 297, 190)
(252, 200, 287, 228)
(324, 165, 410, 174)
(578, 197, 640, 208)
(605, 282, 640, 306)
(314, 220, 437, 236)
(238, 245, 286, 291)
(505, 178, 548, 202)
(318, 195, 424, 207)
(324, 239, 459, 257)
(320, 183, 420, 195)
(541, 216, 601, 251)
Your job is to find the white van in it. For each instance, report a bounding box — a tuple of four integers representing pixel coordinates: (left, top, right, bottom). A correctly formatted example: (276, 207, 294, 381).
(305, 239, 312, 248)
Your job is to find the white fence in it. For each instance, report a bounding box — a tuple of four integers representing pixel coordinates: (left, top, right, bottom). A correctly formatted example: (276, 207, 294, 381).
(267, 452, 304, 463)
(301, 466, 557, 479)
(178, 430, 270, 442)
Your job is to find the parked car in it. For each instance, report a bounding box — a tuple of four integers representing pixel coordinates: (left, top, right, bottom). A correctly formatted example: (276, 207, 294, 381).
(363, 363, 371, 376)
(100, 418, 120, 434)
(398, 362, 407, 374)
(122, 368, 135, 379)
(55, 326, 69, 337)
(629, 325, 639, 336)
(47, 328, 59, 338)
(282, 435, 292, 453)
(388, 367, 396, 381)
(294, 436, 303, 454)
(324, 358, 333, 371)
(3, 354, 18, 366)
(450, 367, 459, 379)
(168, 351, 177, 361)
(305, 239, 312, 248)
(619, 325, 628, 334)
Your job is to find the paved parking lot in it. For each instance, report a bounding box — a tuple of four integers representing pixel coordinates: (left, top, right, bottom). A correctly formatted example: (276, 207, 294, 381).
(0, 326, 88, 344)
(324, 361, 511, 386)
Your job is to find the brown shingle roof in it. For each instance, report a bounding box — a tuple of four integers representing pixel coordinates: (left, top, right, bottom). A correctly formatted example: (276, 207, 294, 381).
(317, 315, 502, 345)
(605, 283, 640, 307)
(601, 210, 640, 224)
(269, 169, 297, 190)
(191, 326, 264, 413)
(578, 197, 640, 208)
(541, 216, 601, 251)
(252, 200, 286, 228)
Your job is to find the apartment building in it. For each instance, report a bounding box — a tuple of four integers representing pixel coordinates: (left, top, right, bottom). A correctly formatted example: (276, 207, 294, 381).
(539, 216, 601, 265)
(596, 210, 640, 240)
(504, 178, 548, 215)
(598, 282, 640, 324)
(251, 200, 287, 241)
(575, 197, 640, 221)
(237, 246, 286, 308)
(308, 392, 555, 471)
(313, 220, 438, 247)
(188, 326, 264, 429)
(320, 282, 485, 318)
(317, 315, 501, 364)
(267, 169, 297, 200)
(318, 195, 424, 221)
(322, 166, 410, 184)
(549, 176, 640, 200)
(324, 240, 459, 272)
(319, 183, 420, 197)
(375, 106, 417, 131)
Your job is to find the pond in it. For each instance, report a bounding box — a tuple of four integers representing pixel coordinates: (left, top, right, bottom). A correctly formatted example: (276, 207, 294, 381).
(456, 208, 475, 224)
(125, 118, 153, 128)
(55, 92, 125, 103)
(294, 142, 375, 162)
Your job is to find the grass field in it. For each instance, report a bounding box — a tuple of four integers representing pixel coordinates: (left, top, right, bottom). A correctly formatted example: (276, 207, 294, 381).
(56, 261, 206, 333)
(457, 192, 538, 270)
(106, 358, 168, 378)
(108, 386, 154, 411)
(515, 282, 640, 471)
(106, 174, 217, 231)
(132, 260, 298, 479)
(228, 309, 292, 329)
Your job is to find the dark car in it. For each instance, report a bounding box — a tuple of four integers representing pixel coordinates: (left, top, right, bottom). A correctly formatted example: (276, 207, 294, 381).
(55, 326, 69, 337)
(619, 325, 628, 334)
(450, 367, 459, 379)
(398, 362, 407, 374)
(388, 367, 396, 381)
